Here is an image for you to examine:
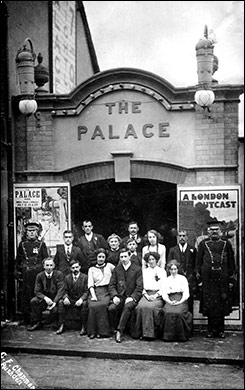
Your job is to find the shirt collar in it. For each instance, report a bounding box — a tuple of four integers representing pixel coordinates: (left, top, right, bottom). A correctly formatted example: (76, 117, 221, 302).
(122, 261, 131, 271)
(73, 272, 80, 280)
(179, 243, 187, 252)
(85, 232, 93, 240)
(45, 272, 53, 278)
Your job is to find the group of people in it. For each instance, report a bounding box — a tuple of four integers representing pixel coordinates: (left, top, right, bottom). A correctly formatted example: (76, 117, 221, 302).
(15, 219, 236, 343)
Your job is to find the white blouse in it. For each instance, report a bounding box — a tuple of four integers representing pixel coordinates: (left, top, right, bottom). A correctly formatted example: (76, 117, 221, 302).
(88, 263, 115, 289)
(142, 266, 167, 294)
(142, 243, 166, 269)
(161, 274, 189, 302)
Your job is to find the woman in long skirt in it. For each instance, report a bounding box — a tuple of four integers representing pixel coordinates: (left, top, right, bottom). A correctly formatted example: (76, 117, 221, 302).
(160, 259, 192, 341)
(87, 248, 115, 338)
(132, 252, 166, 340)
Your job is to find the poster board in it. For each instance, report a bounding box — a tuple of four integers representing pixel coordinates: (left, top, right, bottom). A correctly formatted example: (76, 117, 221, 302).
(177, 185, 242, 328)
(13, 182, 71, 256)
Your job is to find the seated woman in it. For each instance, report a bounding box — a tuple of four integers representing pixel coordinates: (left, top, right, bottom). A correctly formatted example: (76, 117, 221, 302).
(160, 259, 192, 341)
(107, 233, 121, 266)
(142, 230, 166, 270)
(132, 252, 166, 340)
(87, 248, 115, 339)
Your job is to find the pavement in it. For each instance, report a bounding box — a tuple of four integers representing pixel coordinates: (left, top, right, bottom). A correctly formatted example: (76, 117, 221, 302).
(1, 322, 244, 367)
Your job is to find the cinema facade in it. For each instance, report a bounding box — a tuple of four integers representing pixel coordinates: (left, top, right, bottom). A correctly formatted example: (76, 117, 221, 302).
(1, 1, 244, 329)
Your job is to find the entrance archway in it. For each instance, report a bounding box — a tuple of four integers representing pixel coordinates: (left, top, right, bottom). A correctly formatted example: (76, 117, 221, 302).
(71, 178, 177, 253)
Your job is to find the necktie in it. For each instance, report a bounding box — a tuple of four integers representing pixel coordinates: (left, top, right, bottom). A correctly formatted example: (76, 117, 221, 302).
(67, 247, 71, 261)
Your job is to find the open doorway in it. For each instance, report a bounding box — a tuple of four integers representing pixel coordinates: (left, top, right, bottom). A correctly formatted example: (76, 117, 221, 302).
(71, 178, 177, 254)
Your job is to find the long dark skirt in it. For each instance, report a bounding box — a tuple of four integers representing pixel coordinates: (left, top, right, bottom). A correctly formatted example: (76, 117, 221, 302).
(87, 285, 111, 337)
(132, 290, 164, 339)
(161, 292, 192, 341)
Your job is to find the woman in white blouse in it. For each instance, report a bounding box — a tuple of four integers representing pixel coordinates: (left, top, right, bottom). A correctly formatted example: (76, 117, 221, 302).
(87, 248, 115, 339)
(132, 252, 166, 340)
(142, 230, 166, 270)
(160, 259, 192, 341)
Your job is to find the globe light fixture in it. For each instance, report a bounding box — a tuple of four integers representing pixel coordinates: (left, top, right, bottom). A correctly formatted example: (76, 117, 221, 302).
(194, 89, 215, 110)
(19, 99, 38, 115)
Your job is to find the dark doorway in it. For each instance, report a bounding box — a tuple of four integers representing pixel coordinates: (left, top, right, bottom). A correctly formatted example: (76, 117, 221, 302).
(71, 178, 177, 253)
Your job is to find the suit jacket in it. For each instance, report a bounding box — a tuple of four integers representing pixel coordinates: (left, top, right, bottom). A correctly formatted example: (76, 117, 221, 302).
(109, 262, 143, 303)
(34, 270, 65, 303)
(167, 243, 197, 293)
(54, 244, 87, 275)
(63, 272, 88, 302)
(77, 233, 109, 268)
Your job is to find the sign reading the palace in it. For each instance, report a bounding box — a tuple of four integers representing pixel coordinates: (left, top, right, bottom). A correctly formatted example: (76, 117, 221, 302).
(77, 100, 170, 140)
(54, 90, 195, 170)
(52, 1, 76, 94)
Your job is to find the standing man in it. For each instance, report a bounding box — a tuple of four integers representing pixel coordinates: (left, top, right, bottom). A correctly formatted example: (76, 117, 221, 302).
(77, 220, 108, 269)
(108, 248, 143, 343)
(28, 257, 64, 331)
(15, 220, 49, 325)
(120, 221, 144, 254)
(167, 229, 197, 314)
(195, 220, 236, 339)
(54, 230, 87, 275)
(56, 260, 88, 335)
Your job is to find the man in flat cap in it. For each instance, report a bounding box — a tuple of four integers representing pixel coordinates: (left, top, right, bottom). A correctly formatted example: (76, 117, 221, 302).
(195, 220, 236, 338)
(15, 220, 49, 325)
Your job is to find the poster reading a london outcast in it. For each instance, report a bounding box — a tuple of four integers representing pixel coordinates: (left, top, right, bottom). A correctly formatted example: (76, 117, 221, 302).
(13, 182, 71, 256)
(178, 185, 242, 325)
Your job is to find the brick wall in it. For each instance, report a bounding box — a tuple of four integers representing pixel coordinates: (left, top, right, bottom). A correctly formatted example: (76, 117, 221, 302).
(19, 112, 54, 171)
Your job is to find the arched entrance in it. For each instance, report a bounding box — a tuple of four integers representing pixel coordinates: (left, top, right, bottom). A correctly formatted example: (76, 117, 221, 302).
(71, 178, 177, 253)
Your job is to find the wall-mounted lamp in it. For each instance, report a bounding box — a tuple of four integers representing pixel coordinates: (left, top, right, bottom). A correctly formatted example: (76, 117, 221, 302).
(15, 38, 37, 116)
(194, 25, 218, 112)
(16, 38, 49, 116)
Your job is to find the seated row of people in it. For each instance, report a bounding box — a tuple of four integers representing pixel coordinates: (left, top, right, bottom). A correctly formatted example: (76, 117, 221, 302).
(27, 248, 193, 343)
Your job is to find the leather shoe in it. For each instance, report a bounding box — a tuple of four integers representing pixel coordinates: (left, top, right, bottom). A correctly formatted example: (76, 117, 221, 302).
(27, 322, 42, 331)
(115, 330, 121, 343)
(218, 332, 225, 339)
(206, 332, 213, 338)
(80, 326, 87, 336)
(89, 334, 95, 339)
(56, 324, 64, 335)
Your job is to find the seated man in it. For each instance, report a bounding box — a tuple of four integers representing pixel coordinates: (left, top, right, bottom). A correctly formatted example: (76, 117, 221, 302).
(56, 260, 88, 335)
(28, 257, 64, 331)
(108, 248, 143, 343)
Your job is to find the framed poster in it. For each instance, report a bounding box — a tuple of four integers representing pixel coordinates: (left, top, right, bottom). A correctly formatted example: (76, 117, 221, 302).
(13, 182, 71, 256)
(177, 185, 242, 328)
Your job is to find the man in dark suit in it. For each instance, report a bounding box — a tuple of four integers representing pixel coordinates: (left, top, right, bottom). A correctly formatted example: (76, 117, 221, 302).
(167, 229, 197, 314)
(77, 220, 108, 269)
(54, 230, 87, 275)
(27, 257, 64, 331)
(120, 221, 144, 254)
(56, 260, 88, 335)
(108, 248, 143, 343)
